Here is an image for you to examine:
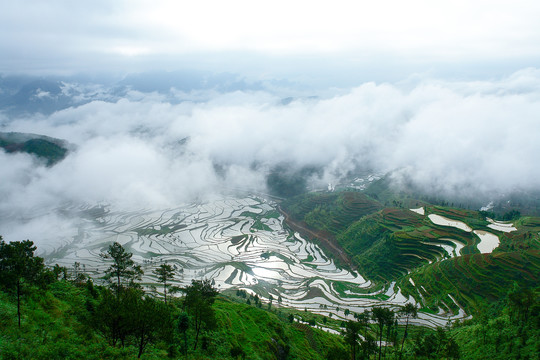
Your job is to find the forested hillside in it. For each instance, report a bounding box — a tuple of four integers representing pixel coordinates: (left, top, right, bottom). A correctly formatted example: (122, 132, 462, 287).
(1, 223, 538, 359)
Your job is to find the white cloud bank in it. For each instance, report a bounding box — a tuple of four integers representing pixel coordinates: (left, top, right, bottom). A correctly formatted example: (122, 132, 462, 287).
(1, 68, 540, 244)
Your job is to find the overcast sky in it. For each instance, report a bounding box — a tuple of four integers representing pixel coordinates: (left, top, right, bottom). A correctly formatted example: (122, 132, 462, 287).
(2, 1, 540, 82)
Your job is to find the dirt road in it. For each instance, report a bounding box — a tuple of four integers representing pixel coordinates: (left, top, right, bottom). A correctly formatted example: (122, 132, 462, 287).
(278, 206, 355, 269)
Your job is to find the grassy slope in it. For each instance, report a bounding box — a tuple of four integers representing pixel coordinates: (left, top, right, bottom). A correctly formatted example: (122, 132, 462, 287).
(214, 299, 344, 360)
(0, 281, 344, 360)
(282, 191, 383, 237)
(0, 282, 130, 360)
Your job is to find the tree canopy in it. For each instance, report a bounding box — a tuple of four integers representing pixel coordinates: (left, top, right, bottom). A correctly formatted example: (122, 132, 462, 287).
(182, 279, 219, 350)
(0, 238, 48, 327)
(100, 242, 143, 295)
(153, 263, 175, 304)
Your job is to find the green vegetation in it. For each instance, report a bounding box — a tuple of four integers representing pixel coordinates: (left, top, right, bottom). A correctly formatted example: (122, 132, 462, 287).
(0, 238, 347, 359)
(261, 251, 294, 265)
(0, 132, 68, 166)
(135, 223, 187, 237)
(2, 183, 539, 359)
(283, 192, 481, 281)
(399, 251, 540, 314)
(282, 190, 540, 317)
(153, 263, 175, 304)
(1, 235, 538, 359)
(337, 206, 488, 281)
(214, 299, 345, 359)
(282, 191, 383, 236)
(240, 210, 277, 232)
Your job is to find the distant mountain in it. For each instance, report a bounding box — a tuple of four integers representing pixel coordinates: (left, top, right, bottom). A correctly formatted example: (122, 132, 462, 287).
(0, 79, 75, 116)
(0, 132, 70, 166)
(118, 70, 261, 93)
(0, 71, 266, 117)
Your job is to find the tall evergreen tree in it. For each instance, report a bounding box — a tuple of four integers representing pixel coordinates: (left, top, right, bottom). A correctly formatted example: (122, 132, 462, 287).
(182, 279, 218, 350)
(100, 242, 143, 296)
(153, 263, 175, 304)
(342, 320, 361, 360)
(0, 238, 45, 328)
(399, 303, 418, 358)
(371, 306, 394, 360)
(126, 292, 170, 358)
(94, 288, 126, 347)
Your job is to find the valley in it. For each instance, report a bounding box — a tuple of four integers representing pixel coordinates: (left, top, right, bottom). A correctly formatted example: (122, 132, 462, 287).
(40, 189, 539, 331)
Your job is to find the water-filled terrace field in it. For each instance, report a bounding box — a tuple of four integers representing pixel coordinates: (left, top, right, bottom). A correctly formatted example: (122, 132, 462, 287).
(44, 195, 467, 327)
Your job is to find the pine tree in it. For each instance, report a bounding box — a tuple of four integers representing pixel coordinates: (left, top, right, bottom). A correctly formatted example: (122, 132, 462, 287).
(100, 242, 143, 296)
(153, 263, 175, 304)
(0, 238, 46, 328)
(399, 303, 418, 358)
(182, 279, 218, 350)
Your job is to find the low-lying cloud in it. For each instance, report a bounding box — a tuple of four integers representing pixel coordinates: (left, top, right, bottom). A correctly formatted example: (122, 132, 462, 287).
(2, 68, 540, 246)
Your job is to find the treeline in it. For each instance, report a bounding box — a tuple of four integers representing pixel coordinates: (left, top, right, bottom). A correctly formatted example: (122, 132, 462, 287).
(330, 288, 539, 360)
(323, 303, 459, 360)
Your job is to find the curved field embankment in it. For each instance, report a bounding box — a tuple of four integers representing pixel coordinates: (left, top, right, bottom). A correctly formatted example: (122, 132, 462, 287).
(399, 250, 540, 314)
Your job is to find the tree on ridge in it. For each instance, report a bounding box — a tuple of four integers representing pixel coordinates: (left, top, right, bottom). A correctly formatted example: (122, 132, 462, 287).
(0, 238, 46, 328)
(182, 279, 218, 350)
(371, 306, 394, 360)
(153, 263, 175, 304)
(100, 241, 143, 297)
(342, 320, 361, 360)
(399, 303, 418, 359)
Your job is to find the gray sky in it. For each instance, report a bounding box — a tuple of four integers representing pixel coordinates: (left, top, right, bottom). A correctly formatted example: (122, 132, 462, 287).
(2, 1, 540, 82)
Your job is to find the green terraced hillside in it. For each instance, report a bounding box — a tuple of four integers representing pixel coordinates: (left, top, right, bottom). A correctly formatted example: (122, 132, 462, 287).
(282, 190, 540, 315)
(282, 191, 383, 236)
(399, 250, 540, 314)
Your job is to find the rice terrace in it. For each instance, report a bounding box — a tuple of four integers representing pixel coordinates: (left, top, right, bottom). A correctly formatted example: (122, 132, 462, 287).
(44, 195, 456, 327)
(40, 188, 539, 329)
(1, 144, 539, 358)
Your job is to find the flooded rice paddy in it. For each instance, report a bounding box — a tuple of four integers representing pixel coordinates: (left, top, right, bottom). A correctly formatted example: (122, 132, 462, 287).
(422, 210, 506, 255)
(45, 196, 471, 327)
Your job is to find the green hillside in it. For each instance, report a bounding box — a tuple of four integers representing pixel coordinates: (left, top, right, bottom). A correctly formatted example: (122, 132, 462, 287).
(282, 191, 383, 236)
(281, 190, 540, 316)
(0, 132, 69, 166)
(0, 238, 346, 360)
(1, 230, 538, 359)
(0, 282, 347, 360)
(399, 250, 540, 314)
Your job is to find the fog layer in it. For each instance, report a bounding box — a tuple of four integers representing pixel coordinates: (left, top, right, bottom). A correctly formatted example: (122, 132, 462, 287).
(1, 69, 540, 243)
